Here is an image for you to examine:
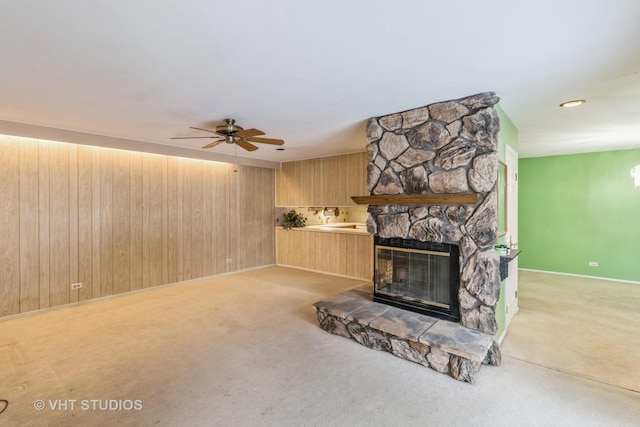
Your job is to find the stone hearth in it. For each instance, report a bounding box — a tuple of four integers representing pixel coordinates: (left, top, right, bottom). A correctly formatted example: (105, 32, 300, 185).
(314, 285, 500, 383)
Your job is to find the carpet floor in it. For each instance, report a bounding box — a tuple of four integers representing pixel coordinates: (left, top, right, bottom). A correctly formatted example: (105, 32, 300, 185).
(0, 266, 638, 426)
(501, 269, 640, 392)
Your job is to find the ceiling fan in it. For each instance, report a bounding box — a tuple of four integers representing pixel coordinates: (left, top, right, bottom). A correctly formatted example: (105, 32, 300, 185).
(171, 118, 284, 152)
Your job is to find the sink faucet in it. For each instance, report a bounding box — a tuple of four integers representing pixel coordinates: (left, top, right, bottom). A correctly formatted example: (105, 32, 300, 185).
(323, 207, 339, 224)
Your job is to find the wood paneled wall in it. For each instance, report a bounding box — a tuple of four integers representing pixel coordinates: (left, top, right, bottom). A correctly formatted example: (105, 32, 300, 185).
(0, 135, 275, 318)
(276, 229, 373, 280)
(275, 152, 369, 206)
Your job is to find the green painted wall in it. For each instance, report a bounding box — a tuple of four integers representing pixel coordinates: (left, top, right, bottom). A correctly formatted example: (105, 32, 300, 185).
(494, 105, 518, 339)
(519, 149, 640, 282)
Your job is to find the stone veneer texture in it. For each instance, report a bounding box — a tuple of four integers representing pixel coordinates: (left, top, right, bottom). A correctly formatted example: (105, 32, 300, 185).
(365, 92, 501, 334)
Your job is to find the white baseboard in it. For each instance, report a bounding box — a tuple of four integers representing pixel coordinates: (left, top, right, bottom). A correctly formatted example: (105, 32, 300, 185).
(519, 268, 640, 285)
(0, 264, 277, 323)
(276, 263, 371, 282)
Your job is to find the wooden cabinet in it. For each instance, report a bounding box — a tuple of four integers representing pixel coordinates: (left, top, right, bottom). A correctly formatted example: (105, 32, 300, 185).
(276, 228, 373, 281)
(276, 152, 369, 206)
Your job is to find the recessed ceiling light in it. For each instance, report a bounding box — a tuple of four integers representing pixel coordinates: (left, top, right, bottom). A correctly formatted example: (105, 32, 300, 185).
(559, 99, 586, 108)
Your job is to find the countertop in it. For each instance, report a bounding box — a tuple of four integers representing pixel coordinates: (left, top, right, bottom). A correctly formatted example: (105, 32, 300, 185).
(277, 223, 370, 235)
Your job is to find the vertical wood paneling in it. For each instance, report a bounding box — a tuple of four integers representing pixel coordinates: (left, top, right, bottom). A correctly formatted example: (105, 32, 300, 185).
(275, 166, 284, 207)
(227, 164, 238, 273)
(230, 164, 275, 270)
(142, 153, 152, 287)
(308, 232, 319, 270)
(311, 158, 323, 206)
(112, 151, 131, 295)
(358, 152, 369, 200)
(49, 142, 70, 307)
(344, 153, 359, 206)
(0, 137, 20, 316)
(38, 141, 51, 309)
(19, 138, 40, 312)
(160, 156, 169, 284)
(300, 160, 311, 205)
(0, 135, 276, 319)
(181, 158, 193, 278)
(129, 152, 143, 291)
(292, 161, 302, 206)
(268, 168, 276, 264)
(276, 162, 294, 207)
(234, 165, 246, 270)
(77, 145, 93, 301)
(357, 234, 374, 280)
(276, 152, 368, 207)
(91, 147, 102, 301)
(239, 165, 256, 270)
(191, 160, 204, 276)
(142, 153, 163, 287)
(68, 145, 79, 304)
(202, 162, 213, 276)
(323, 156, 336, 205)
(260, 168, 275, 266)
(166, 157, 179, 283)
(211, 163, 229, 275)
(275, 229, 372, 280)
(150, 157, 164, 287)
(176, 159, 184, 280)
(100, 150, 113, 297)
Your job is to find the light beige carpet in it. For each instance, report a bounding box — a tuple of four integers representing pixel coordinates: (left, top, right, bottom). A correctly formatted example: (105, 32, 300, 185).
(501, 269, 640, 392)
(0, 266, 638, 426)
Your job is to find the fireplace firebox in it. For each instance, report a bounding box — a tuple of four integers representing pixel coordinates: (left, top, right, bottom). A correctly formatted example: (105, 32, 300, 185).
(373, 237, 460, 322)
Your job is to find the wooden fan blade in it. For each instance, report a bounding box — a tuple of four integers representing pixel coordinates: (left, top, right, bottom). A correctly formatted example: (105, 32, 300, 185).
(171, 136, 218, 140)
(245, 136, 284, 146)
(235, 128, 265, 138)
(190, 126, 217, 134)
(235, 140, 259, 152)
(201, 140, 224, 149)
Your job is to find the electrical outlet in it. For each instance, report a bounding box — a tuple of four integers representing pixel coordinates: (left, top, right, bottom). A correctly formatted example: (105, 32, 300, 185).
(225, 259, 232, 264)
(589, 261, 598, 267)
(71, 282, 83, 290)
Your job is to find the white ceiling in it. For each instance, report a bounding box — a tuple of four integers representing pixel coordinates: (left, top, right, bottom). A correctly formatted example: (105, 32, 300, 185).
(1, 1, 639, 165)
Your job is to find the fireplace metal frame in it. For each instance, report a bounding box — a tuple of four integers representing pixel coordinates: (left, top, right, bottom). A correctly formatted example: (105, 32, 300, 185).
(373, 236, 461, 322)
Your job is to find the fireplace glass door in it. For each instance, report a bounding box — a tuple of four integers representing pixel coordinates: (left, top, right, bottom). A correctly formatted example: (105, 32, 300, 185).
(376, 246, 451, 309)
(373, 237, 460, 321)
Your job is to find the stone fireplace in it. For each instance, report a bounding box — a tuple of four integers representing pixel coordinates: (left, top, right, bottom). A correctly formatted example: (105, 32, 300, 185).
(365, 91, 501, 335)
(314, 92, 502, 382)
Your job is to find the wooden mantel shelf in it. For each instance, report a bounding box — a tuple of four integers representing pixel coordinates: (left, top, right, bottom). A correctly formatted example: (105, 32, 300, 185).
(351, 193, 480, 206)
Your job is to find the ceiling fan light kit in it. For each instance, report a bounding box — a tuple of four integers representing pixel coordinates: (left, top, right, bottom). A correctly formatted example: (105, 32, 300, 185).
(171, 118, 284, 152)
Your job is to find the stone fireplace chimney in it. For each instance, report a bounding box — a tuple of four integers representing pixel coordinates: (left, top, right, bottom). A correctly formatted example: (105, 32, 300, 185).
(365, 92, 501, 334)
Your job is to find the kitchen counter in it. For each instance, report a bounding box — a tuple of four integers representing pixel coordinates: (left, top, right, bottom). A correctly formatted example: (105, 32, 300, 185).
(278, 222, 369, 235)
(276, 225, 373, 280)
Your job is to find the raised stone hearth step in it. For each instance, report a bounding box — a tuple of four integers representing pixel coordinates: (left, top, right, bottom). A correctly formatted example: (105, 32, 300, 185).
(313, 286, 500, 383)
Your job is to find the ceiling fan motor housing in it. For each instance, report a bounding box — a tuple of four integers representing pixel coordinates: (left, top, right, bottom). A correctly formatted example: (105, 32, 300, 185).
(216, 118, 244, 139)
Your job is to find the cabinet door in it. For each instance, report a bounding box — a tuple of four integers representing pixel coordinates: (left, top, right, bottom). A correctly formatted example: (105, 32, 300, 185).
(276, 152, 368, 206)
